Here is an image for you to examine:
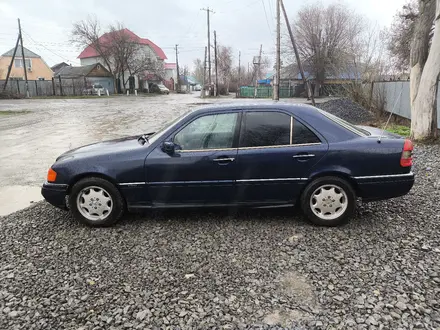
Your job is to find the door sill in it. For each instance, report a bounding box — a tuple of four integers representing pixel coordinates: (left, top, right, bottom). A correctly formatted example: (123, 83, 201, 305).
(127, 202, 294, 211)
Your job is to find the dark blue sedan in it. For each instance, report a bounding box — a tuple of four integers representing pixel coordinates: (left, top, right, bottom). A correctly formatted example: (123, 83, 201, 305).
(41, 103, 414, 227)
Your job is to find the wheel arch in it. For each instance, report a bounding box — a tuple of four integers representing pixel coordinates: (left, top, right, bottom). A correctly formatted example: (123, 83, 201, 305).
(297, 169, 359, 202)
(67, 172, 120, 195)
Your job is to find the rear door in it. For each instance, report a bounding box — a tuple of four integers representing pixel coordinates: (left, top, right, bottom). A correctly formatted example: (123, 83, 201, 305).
(234, 110, 329, 205)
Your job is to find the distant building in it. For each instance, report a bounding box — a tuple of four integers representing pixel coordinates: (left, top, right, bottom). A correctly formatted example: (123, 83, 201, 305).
(0, 46, 53, 80)
(51, 62, 70, 76)
(77, 28, 167, 92)
(56, 62, 114, 93)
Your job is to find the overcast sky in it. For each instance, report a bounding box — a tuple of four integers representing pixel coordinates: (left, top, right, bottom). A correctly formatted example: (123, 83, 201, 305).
(0, 0, 406, 70)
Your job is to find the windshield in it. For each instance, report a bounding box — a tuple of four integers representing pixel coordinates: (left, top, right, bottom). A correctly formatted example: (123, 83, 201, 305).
(316, 108, 370, 136)
(147, 110, 193, 144)
(94, 84, 103, 88)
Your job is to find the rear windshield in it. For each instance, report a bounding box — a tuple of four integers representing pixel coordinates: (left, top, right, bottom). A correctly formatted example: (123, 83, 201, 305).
(316, 108, 370, 136)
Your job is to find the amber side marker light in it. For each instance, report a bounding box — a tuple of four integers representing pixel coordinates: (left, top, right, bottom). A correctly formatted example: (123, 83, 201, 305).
(47, 168, 57, 182)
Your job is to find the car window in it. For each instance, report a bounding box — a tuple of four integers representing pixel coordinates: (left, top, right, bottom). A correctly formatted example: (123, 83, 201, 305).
(292, 119, 321, 144)
(174, 113, 238, 150)
(239, 111, 290, 148)
(316, 108, 369, 136)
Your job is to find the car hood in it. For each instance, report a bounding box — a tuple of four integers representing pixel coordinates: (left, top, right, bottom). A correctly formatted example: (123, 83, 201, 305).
(356, 125, 404, 139)
(56, 136, 147, 161)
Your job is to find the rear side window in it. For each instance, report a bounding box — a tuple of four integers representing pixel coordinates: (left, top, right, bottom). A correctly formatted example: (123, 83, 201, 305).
(239, 111, 290, 147)
(293, 119, 321, 144)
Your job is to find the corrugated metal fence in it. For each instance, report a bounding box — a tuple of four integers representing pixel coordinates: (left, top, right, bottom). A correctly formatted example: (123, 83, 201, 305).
(0, 77, 114, 97)
(373, 81, 440, 128)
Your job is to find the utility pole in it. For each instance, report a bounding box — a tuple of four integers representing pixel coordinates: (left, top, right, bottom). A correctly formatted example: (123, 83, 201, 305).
(202, 46, 207, 98)
(2, 35, 20, 91)
(175, 44, 180, 92)
(254, 44, 263, 98)
(214, 30, 219, 96)
(274, 0, 280, 101)
(18, 19, 29, 98)
(280, 0, 315, 106)
(201, 7, 214, 95)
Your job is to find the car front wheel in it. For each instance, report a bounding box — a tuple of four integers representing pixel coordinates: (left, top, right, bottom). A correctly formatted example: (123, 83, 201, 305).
(301, 176, 355, 226)
(69, 177, 125, 227)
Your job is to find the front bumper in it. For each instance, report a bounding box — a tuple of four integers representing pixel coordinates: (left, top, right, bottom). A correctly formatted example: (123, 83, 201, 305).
(355, 172, 415, 202)
(41, 182, 69, 210)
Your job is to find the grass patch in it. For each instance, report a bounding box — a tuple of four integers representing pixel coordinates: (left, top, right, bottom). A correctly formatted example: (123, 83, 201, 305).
(0, 110, 32, 116)
(386, 125, 410, 137)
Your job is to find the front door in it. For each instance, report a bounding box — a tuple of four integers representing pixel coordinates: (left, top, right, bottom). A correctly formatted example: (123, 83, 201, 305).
(235, 110, 328, 205)
(145, 111, 240, 206)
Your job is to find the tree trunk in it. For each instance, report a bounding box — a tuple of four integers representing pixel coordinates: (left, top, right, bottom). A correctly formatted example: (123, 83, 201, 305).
(410, 0, 435, 107)
(411, 0, 440, 140)
(314, 81, 321, 97)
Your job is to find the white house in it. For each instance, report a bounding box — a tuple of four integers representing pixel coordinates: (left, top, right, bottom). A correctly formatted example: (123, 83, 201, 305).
(77, 28, 168, 92)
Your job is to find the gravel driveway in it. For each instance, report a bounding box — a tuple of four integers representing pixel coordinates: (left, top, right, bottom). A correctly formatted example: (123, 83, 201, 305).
(1, 143, 439, 329)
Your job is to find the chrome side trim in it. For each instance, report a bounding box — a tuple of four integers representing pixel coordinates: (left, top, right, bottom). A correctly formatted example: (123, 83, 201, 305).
(238, 143, 321, 151)
(176, 142, 322, 153)
(148, 180, 234, 185)
(237, 178, 308, 182)
(119, 182, 147, 186)
(44, 182, 68, 188)
(354, 172, 414, 180)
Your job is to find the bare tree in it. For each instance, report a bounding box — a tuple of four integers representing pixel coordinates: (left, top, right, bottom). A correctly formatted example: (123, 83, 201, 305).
(72, 18, 164, 93)
(292, 2, 365, 96)
(217, 45, 233, 90)
(72, 16, 115, 75)
(192, 58, 204, 83)
(410, 0, 439, 140)
(387, 0, 419, 72)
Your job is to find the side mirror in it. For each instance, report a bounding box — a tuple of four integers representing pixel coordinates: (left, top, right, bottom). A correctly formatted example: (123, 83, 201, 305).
(162, 141, 175, 154)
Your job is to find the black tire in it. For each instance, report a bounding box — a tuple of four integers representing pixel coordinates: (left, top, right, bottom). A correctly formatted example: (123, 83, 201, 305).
(300, 176, 356, 227)
(69, 177, 125, 227)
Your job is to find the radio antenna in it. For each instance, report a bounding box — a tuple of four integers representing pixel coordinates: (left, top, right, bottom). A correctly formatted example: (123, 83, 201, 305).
(378, 83, 404, 143)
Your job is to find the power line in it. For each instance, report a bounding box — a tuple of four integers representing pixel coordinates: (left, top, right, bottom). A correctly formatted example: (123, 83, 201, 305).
(21, 29, 80, 65)
(261, 0, 273, 35)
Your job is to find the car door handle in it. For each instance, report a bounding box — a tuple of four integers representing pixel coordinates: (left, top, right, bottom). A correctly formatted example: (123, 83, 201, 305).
(213, 157, 235, 162)
(292, 154, 315, 159)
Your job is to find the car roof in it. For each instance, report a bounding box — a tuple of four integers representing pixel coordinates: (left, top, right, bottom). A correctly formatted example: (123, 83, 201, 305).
(192, 101, 318, 116)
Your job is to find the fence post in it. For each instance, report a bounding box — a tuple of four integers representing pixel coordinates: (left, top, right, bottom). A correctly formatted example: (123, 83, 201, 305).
(59, 76, 63, 96)
(369, 81, 374, 112)
(16, 80, 20, 95)
(52, 77, 56, 96)
(35, 80, 38, 96)
(72, 79, 75, 96)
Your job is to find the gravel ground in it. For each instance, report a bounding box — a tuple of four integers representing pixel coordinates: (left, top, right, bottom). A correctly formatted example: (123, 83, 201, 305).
(317, 98, 374, 124)
(1, 143, 440, 329)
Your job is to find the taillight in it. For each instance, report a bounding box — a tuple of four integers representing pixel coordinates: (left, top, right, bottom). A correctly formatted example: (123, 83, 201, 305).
(400, 139, 413, 167)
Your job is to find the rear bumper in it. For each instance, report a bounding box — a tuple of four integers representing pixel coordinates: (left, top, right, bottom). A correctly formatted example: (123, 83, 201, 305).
(354, 172, 414, 202)
(41, 182, 68, 210)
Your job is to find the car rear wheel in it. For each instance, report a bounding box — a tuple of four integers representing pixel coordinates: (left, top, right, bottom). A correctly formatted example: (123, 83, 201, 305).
(69, 177, 125, 227)
(301, 176, 355, 226)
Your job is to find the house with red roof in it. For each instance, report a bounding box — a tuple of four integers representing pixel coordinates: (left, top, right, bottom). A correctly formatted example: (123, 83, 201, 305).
(77, 28, 169, 92)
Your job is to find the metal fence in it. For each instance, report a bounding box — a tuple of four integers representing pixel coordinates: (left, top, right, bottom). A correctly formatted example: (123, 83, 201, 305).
(373, 81, 440, 129)
(0, 77, 112, 97)
(238, 86, 295, 98)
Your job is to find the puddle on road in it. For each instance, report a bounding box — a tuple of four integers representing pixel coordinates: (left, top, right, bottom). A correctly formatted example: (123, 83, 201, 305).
(0, 186, 43, 217)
